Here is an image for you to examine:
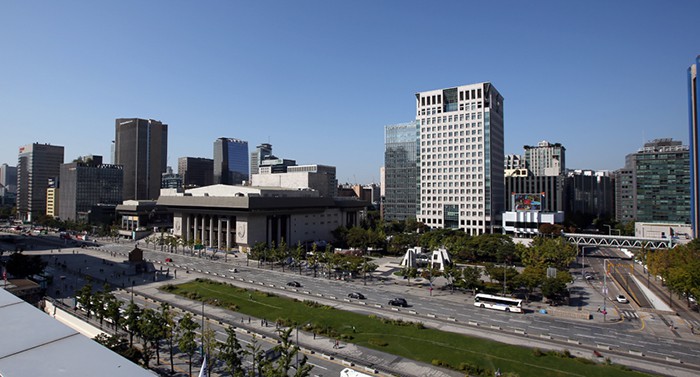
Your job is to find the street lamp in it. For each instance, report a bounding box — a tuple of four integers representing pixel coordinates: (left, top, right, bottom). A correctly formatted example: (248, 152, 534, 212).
(602, 259, 610, 322)
(603, 224, 612, 235)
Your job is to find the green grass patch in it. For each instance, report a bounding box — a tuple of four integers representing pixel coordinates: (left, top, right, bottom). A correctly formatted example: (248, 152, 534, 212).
(162, 278, 650, 377)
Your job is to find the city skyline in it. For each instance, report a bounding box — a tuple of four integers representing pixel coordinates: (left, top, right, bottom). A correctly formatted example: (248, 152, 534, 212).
(1, 1, 697, 183)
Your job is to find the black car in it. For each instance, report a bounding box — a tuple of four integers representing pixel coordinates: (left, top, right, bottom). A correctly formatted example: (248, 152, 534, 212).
(348, 292, 365, 300)
(287, 281, 302, 287)
(388, 298, 408, 307)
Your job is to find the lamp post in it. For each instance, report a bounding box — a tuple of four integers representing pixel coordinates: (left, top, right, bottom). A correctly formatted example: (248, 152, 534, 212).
(603, 224, 612, 235)
(603, 259, 610, 322)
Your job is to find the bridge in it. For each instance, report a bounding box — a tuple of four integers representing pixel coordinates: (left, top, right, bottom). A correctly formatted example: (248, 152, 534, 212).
(562, 233, 678, 250)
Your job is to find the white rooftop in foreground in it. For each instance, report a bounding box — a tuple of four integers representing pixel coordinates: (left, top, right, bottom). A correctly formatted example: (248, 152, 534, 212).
(0, 288, 155, 377)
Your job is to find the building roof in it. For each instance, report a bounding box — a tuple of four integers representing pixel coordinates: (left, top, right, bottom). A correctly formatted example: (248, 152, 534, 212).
(0, 288, 155, 377)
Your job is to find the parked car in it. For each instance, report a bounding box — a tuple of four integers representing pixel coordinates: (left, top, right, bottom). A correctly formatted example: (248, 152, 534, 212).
(348, 292, 365, 300)
(616, 294, 629, 303)
(228, 268, 238, 273)
(388, 298, 408, 307)
(287, 281, 302, 287)
(585, 273, 594, 280)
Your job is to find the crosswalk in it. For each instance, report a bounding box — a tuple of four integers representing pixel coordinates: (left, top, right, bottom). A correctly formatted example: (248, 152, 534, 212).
(622, 310, 639, 320)
(687, 319, 700, 329)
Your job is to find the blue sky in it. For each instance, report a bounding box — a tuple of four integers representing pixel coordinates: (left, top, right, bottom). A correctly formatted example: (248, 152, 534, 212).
(1, 1, 698, 183)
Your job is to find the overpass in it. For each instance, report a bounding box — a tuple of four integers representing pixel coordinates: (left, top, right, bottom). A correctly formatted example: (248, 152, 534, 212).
(562, 233, 678, 249)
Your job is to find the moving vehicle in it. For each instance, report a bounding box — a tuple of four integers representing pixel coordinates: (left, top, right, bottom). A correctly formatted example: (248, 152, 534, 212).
(348, 292, 365, 300)
(165, 258, 173, 262)
(287, 281, 302, 287)
(473, 293, 523, 313)
(228, 268, 238, 273)
(616, 294, 629, 303)
(340, 367, 374, 377)
(388, 297, 408, 307)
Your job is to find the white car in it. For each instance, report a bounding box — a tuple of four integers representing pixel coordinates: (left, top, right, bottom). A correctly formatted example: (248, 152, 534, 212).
(616, 295, 629, 303)
(228, 268, 238, 273)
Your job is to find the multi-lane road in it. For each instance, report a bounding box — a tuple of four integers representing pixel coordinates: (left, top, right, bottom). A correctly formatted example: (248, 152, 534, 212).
(7, 232, 700, 376)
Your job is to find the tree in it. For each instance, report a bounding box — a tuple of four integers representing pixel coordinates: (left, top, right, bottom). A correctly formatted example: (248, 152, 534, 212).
(122, 301, 142, 348)
(5, 253, 47, 278)
(462, 266, 482, 294)
(420, 267, 442, 294)
(483, 263, 519, 293)
(401, 267, 418, 285)
(159, 303, 177, 374)
(442, 265, 462, 293)
(177, 312, 200, 377)
(518, 237, 577, 270)
(201, 323, 218, 376)
(76, 283, 94, 319)
(515, 266, 545, 302)
(541, 271, 572, 304)
(139, 308, 161, 368)
(263, 327, 314, 377)
(245, 335, 266, 377)
(219, 326, 245, 377)
(294, 241, 305, 275)
(104, 292, 122, 331)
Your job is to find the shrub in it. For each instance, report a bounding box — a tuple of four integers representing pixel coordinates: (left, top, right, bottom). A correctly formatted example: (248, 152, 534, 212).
(369, 338, 389, 347)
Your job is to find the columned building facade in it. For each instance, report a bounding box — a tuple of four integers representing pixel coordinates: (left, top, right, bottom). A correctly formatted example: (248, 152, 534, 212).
(158, 185, 366, 252)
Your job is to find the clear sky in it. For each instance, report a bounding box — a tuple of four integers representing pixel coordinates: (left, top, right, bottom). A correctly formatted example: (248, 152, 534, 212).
(1, 1, 698, 183)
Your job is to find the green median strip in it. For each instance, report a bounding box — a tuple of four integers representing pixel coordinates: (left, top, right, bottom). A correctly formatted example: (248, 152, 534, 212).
(161, 279, 650, 377)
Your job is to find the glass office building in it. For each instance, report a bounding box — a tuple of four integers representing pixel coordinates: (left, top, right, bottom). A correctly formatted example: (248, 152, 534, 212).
(383, 121, 419, 221)
(634, 139, 690, 223)
(214, 138, 249, 185)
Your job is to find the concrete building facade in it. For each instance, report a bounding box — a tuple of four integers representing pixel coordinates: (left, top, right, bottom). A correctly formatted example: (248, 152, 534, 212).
(114, 118, 168, 201)
(416, 82, 504, 234)
(58, 156, 123, 221)
(16, 143, 64, 222)
(158, 185, 366, 251)
(178, 157, 214, 189)
(523, 140, 565, 176)
(252, 164, 337, 198)
(250, 143, 273, 176)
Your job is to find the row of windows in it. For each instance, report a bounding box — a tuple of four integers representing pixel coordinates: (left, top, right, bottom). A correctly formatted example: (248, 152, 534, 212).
(422, 188, 484, 194)
(422, 202, 484, 208)
(423, 167, 483, 175)
(421, 122, 482, 132)
(419, 103, 483, 116)
(422, 174, 484, 182)
(421, 113, 482, 124)
(420, 210, 484, 217)
(422, 181, 482, 187)
(419, 89, 482, 107)
(422, 137, 483, 146)
(421, 145, 483, 154)
(423, 129, 482, 139)
(424, 154, 483, 162)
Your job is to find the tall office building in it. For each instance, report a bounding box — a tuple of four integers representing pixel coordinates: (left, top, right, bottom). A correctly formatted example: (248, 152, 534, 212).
(250, 143, 273, 176)
(16, 143, 64, 222)
(689, 56, 700, 237)
(178, 157, 214, 188)
(613, 156, 637, 223)
(58, 156, 123, 221)
(213, 138, 249, 185)
(524, 141, 565, 176)
(0, 164, 17, 206)
(416, 83, 504, 234)
(565, 170, 615, 221)
(383, 121, 419, 221)
(114, 118, 168, 201)
(634, 139, 690, 223)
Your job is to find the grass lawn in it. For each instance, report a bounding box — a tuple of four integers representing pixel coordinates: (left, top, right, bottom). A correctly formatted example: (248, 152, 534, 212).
(161, 279, 650, 377)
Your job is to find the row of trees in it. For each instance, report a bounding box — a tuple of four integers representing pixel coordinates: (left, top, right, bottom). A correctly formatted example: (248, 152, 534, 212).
(398, 237, 577, 302)
(82, 282, 313, 376)
(643, 239, 700, 308)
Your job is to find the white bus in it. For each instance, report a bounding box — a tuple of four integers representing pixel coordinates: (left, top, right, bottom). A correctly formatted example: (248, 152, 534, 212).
(474, 293, 523, 313)
(340, 368, 374, 377)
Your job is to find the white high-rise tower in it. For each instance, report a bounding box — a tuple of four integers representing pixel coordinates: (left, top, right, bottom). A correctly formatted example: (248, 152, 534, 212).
(415, 83, 504, 235)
